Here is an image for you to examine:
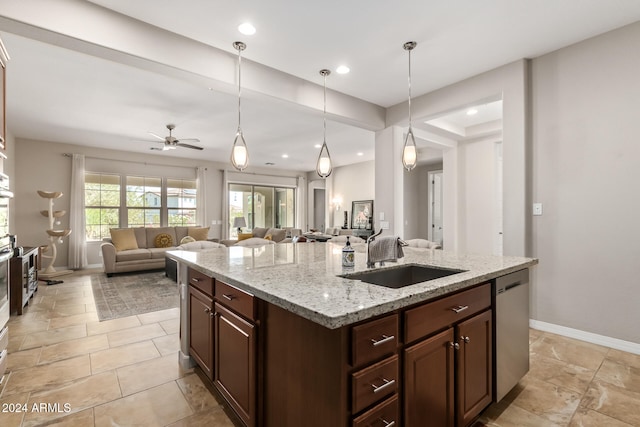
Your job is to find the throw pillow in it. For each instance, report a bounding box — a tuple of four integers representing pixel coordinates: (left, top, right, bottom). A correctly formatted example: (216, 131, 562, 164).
(180, 236, 196, 245)
(154, 233, 173, 248)
(238, 233, 254, 241)
(187, 227, 210, 241)
(110, 228, 139, 251)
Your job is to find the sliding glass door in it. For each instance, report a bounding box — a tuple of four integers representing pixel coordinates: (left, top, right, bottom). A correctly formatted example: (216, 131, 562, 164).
(229, 184, 295, 238)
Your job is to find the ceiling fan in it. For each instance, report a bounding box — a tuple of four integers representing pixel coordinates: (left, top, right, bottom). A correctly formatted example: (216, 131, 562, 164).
(148, 124, 203, 151)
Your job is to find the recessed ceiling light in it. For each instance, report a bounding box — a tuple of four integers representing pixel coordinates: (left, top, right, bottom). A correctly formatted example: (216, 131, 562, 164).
(466, 108, 478, 116)
(238, 22, 256, 36)
(336, 65, 350, 74)
(314, 144, 322, 149)
(357, 152, 363, 156)
(282, 154, 289, 158)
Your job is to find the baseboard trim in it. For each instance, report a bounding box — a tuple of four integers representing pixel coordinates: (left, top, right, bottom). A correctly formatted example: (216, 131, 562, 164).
(530, 319, 640, 355)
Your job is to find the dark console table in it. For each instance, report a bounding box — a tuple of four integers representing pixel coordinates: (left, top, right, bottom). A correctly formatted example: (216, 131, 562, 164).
(10, 246, 39, 315)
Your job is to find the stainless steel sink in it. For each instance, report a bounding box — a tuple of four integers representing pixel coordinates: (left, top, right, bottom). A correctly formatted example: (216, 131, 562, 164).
(340, 264, 466, 289)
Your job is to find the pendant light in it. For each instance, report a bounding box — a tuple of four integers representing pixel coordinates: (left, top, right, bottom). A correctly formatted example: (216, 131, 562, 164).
(231, 41, 249, 171)
(316, 69, 333, 178)
(402, 41, 418, 171)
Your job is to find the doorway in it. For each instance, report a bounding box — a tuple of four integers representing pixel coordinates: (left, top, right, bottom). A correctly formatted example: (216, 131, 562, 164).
(313, 189, 325, 231)
(428, 170, 443, 246)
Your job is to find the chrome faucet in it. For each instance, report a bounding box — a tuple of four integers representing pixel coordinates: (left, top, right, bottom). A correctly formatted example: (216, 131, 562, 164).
(366, 229, 384, 268)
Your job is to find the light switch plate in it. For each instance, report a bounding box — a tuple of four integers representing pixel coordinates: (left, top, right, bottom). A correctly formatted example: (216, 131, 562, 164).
(379, 212, 385, 221)
(533, 203, 543, 216)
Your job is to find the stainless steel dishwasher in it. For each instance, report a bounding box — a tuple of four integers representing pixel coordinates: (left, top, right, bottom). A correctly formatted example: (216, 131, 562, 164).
(494, 268, 530, 402)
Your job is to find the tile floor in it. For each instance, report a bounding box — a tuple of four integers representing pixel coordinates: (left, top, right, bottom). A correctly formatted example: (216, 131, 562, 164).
(1, 270, 639, 426)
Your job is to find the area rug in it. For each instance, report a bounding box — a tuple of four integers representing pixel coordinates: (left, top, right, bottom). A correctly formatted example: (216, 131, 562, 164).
(90, 271, 179, 321)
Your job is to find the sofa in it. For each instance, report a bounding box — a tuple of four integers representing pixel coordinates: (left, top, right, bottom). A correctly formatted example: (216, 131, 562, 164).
(101, 226, 210, 276)
(220, 226, 302, 247)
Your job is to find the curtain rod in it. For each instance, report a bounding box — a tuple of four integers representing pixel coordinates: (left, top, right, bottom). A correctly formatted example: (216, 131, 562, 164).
(62, 153, 207, 170)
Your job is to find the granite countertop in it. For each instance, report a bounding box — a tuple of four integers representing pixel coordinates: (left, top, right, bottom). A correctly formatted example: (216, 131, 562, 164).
(168, 243, 538, 329)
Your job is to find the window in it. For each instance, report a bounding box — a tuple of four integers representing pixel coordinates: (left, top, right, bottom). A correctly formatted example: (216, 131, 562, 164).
(229, 184, 295, 238)
(85, 173, 121, 241)
(126, 176, 161, 227)
(167, 179, 197, 226)
(84, 173, 197, 241)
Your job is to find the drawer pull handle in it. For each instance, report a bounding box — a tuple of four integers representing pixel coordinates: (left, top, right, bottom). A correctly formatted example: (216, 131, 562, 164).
(370, 335, 395, 347)
(222, 294, 235, 301)
(379, 419, 395, 427)
(371, 378, 396, 394)
(191, 278, 201, 283)
(451, 305, 469, 313)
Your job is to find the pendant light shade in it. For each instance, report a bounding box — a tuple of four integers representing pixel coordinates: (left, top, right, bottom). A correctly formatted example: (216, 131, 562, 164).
(316, 69, 333, 178)
(402, 41, 418, 171)
(231, 41, 249, 171)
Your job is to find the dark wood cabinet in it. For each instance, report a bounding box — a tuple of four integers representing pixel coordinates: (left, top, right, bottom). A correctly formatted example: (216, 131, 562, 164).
(404, 309, 493, 427)
(0, 37, 7, 149)
(188, 283, 214, 379)
(10, 247, 39, 315)
(456, 309, 492, 427)
(187, 266, 495, 427)
(214, 280, 257, 427)
(214, 301, 257, 427)
(188, 267, 215, 379)
(405, 328, 455, 426)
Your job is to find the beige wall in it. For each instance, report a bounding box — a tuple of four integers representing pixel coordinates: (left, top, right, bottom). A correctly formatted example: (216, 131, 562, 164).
(403, 162, 443, 240)
(330, 160, 375, 229)
(530, 22, 640, 343)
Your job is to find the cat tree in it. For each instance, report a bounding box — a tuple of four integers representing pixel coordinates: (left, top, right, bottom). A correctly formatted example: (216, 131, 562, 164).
(38, 190, 72, 279)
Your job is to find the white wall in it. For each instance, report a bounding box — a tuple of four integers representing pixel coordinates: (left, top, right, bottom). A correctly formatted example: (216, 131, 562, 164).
(530, 22, 640, 344)
(14, 138, 302, 268)
(457, 138, 498, 254)
(330, 160, 374, 229)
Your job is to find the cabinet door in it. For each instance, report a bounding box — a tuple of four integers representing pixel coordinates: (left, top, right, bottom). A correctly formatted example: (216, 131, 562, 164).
(214, 302, 256, 427)
(456, 309, 492, 427)
(189, 287, 214, 379)
(404, 327, 455, 427)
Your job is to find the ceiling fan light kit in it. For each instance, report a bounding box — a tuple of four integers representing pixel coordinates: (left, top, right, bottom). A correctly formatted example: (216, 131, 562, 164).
(231, 41, 250, 171)
(316, 69, 333, 178)
(148, 123, 203, 151)
(402, 41, 418, 172)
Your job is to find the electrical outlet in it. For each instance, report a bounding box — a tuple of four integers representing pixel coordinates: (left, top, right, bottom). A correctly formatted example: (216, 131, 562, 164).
(533, 203, 543, 216)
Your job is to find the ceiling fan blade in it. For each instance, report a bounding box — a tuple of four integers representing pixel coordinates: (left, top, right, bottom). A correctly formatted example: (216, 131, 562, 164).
(148, 132, 166, 141)
(177, 143, 204, 150)
(176, 138, 200, 143)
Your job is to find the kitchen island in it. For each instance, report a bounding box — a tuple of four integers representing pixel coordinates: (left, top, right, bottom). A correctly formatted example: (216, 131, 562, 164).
(168, 243, 537, 427)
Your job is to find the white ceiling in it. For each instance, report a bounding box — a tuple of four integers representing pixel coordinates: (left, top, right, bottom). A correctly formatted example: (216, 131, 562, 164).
(2, 1, 640, 172)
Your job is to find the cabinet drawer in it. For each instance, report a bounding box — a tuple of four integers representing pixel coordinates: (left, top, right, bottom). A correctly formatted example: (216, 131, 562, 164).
(405, 283, 490, 344)
(352, 314, 398, 368)
(188, 268, 214, 297)
(352, 394, 399, 427)
(215, 280, 256, 321)
(351, 355, 399, 414)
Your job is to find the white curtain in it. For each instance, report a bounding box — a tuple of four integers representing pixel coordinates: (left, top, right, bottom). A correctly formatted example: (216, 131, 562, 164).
(68, 153, 87, 269)
(196, 167, 207, 228)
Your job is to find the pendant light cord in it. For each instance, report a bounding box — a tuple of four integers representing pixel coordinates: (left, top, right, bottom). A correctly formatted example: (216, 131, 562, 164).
(237, 46, 242, 131)
(323, 72, 327, 141)
(407, 47, 412, 128)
